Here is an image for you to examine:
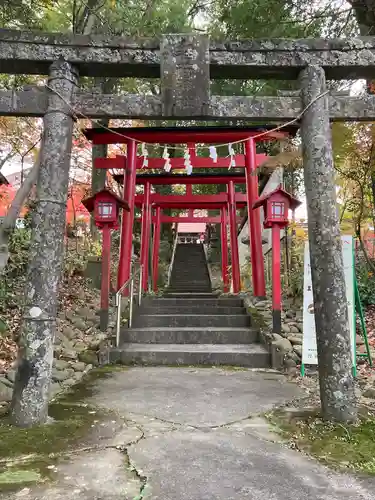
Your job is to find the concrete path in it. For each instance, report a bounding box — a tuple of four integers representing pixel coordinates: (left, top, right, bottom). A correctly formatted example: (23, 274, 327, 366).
(4, 367, 375, 499)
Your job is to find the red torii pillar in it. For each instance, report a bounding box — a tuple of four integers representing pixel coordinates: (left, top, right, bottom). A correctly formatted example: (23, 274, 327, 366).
(117, 140, 137, 292)
(220, 206, 229, 293)
(152, 206, 162, 291)
(245, 139, 266, 298)
(140, 181, 151, 291)
(228, 180, 241, 293)
(186, 184, 194, 218)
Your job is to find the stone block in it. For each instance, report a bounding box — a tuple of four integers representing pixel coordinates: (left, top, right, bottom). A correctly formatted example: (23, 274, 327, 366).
(161, 34, 210, 117)
(270, 342, 285, 371)
(6, 370, 16, 383)
(72, 361, 86, 372)
(79, 350, 99, 366)
(52, 368, 70, 382)
(62, 325, 77, 340)
(0, 381, 12, 402)
(0, 376, 13, 388)
(53, 359, 70, 370)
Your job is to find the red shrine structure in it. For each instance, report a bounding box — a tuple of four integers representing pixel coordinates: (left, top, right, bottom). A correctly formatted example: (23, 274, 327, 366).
(84, 125, 297, 297)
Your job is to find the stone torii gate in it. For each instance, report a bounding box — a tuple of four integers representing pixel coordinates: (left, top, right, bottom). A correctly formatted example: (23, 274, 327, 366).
(3, 28, 364, 425)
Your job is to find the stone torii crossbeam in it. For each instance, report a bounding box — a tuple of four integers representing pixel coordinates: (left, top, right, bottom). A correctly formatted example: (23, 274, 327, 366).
(5, 28, 358, 426)
(1, 31, 375, 121)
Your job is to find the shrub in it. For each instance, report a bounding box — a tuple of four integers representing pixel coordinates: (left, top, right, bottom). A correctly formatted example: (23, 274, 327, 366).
(356, 259, 375, 306)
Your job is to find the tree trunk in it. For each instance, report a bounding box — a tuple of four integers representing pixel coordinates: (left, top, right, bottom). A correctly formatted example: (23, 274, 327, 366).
(0, 153, 40, 273)
(10, 61, 78, 427)
(299, 65, 357, 423)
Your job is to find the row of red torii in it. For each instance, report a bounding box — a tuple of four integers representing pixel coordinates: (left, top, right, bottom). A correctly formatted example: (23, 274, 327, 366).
(84, 125, 295, 299)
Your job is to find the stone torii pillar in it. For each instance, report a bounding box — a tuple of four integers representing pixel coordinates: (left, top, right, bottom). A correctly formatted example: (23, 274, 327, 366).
(11, 61, 78, 427)
(299, 65, 356, 422)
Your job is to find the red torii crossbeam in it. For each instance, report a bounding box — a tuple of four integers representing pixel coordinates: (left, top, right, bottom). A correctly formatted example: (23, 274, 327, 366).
(135, 215, 242, 224)
(84, 126, 291, 144)
(95, 154, 268, 171)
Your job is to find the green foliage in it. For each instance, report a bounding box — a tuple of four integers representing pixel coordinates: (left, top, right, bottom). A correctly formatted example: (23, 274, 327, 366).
(0, 0, 58, 30)
(286, 252, 304, 299)
(6, 228, 31, 278)
(0, 227, 31, 316)
(356, 259, 375, 306)
(64, 250, 87, 278)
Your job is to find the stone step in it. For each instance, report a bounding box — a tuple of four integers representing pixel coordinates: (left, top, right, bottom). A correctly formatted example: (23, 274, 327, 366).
(121, 327, 258, 344)
(140, 305, 247, 315)
(169, 283, 210, 288)
(171, 271, 208, 275)
(167, 288, 213, 292)
(110, 343, 270, 367)
(169, 279, 210, 283)
(168, 288, 212, 292)
(154, 296, 241, 305)
(132, 314, 251, 328)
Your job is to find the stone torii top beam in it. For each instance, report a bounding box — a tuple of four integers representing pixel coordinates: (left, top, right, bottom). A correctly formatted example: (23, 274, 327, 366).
(1, 29, 375, 79)
(3, 88, 375, 121)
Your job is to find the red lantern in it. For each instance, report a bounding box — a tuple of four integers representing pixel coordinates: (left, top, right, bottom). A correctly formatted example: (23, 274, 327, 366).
(82, 188, 129, 230)
(252, 185, 301, 335)
(253, 184, 300, 229)
(82, 188, 129, 331)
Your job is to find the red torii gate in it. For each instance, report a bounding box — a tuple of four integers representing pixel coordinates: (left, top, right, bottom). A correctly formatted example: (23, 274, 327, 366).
(84, 125, 294, 297)
(114, 176, 246, 293)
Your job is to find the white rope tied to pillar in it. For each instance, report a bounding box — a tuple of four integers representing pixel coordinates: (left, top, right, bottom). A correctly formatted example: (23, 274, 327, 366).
(141, 142, 148, 168)
(209, 145, 218, 163)
(162, 146, 171, 172)
(184, 147, 193, 175)
(164, 158, 172, 172)
(228, 143, 236, 169)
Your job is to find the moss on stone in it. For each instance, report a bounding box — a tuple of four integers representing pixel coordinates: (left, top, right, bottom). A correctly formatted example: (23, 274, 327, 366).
(247, 307, 267, 328)
(0, 365, 128, 491)
(0, 468, 44, 492)
(268, 409, 375, 474)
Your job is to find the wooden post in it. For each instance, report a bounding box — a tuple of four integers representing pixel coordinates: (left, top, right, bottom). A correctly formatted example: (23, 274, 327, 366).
(117, 140, 136, 292)
(245, 139, 266, 298)
(152, 207, 162, 291)
(228, 181, 241, 293)
(100, 225, 111, 331)
(271, 225, 281, 334)
(300, 65, 357, 422)
(11, 60, 78, 427)
(221, 206, 229, 292)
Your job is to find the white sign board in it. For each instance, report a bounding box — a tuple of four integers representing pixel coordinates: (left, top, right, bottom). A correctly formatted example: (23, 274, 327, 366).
(302, 235, 355, 366)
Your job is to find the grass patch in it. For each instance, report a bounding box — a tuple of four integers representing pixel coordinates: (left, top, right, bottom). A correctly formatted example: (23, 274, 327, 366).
(269, 410, 375, 474)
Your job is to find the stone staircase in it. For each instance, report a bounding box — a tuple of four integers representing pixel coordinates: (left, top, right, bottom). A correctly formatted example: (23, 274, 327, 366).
(168, 243, 212, 294)
(110, 243, 270, 368)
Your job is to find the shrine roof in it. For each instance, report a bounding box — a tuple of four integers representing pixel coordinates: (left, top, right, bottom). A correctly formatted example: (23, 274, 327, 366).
(83, 125, 298, 144)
